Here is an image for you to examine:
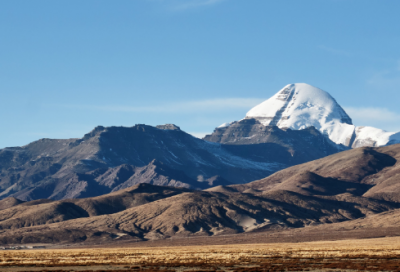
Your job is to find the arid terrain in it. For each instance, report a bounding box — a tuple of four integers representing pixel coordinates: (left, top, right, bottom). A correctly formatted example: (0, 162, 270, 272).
(2, 142, 400, 272)
(0, 144, 400, 245)
(3, 237, 400, 271)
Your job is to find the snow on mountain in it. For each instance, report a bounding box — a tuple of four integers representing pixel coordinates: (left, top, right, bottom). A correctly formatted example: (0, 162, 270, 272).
(222, 83, 400, 148)
(246, 83, 356, 146)
(352, 126, 400, 148)
(218, 122, 234, 128)
(246, 83, 352, 127)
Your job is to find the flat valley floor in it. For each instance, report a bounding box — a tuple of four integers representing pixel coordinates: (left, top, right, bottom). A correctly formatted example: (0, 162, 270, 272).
(2, 237, 400, 272)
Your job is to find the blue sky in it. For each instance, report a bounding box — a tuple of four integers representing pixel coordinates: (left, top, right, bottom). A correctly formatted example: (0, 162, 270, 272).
(1, 0, 400, 148)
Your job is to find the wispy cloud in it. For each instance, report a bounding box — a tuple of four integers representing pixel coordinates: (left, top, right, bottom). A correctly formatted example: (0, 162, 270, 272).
(50, 98, 265, 114)
(344, 107, 400, 122)
(344, 106, 400, 132)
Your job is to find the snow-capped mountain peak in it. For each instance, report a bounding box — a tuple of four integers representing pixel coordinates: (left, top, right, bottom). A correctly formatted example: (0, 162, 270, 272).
(218, 83, 400, 148)
(246, 83, 352, 128)
(245, 83, 356, 146)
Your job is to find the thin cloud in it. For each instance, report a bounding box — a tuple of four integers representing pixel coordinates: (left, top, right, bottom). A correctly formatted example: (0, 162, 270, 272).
(344, 107, 400, 122)
(51, 98, 265, 114)
(344, 106, 400, 132)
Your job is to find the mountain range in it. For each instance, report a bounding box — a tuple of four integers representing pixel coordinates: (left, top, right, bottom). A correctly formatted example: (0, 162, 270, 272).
(0, 143, 399, 244)
(1, 83, 399, 201)
(0, 82, 400, 245)
(0, 119, 345, 201)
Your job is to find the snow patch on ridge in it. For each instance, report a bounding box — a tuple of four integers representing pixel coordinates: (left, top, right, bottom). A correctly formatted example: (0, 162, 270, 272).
(218, 122, 235, 128)
(352, 126, 399, 148)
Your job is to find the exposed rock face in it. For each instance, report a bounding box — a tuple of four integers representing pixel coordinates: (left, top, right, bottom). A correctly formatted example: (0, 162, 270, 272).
(156, 124, 181, 131)
(204, 118, 347, 159)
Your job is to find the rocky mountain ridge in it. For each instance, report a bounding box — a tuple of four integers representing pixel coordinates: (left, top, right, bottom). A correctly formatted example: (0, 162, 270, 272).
(0, 123, 342, 201)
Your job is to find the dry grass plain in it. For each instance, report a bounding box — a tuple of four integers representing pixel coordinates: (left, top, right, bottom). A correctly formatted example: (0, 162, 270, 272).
(2, 237, 400, 272)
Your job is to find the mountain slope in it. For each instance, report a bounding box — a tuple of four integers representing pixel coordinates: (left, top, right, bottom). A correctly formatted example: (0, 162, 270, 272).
(231, 144, 400, 202)
(0, 197, 25, 211)
(0, 184, 190, 230)
(8, 159, 212, 201)
(0, 187, 395, 244)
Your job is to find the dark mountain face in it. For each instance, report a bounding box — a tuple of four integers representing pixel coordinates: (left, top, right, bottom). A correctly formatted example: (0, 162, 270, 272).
(6, 159, 232, 201)
(203, 118, 348, 157)
(0, 123, 345, 201)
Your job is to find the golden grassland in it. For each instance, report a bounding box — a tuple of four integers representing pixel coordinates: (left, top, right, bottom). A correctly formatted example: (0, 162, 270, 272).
(2, 237, 400, 271)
